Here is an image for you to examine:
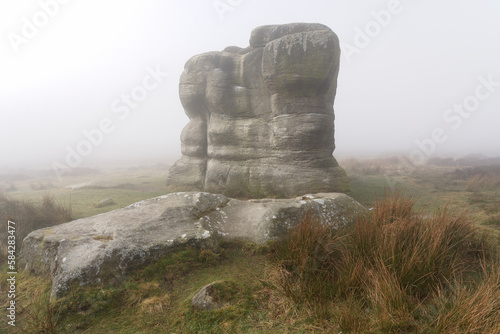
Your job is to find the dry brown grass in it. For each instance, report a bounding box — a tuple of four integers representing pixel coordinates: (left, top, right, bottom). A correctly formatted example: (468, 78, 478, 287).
(271, 192, 498, 333)
(271, 212, 344, 303)
(139, 294, 171, 314)
(429, 265, 500, 334)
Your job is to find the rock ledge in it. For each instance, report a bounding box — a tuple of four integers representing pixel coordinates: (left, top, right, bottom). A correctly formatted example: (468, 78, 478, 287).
(20, 192, 366, 298)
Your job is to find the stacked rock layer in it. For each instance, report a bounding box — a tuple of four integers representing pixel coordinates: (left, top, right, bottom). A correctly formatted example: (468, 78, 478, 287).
(166, 23, 349, 198)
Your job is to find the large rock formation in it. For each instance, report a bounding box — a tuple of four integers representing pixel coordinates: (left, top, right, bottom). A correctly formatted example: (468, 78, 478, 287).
(20, 192, 366, 298)
(166, 23, 349, 198)
(20, 23, 363, 300)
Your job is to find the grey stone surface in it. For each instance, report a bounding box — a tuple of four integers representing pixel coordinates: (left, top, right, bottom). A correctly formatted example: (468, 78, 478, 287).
(166, 23, 349, 198)
(95, 198, 115, 208)
(192, 282, 222, 310)
(192, 280, 240, 310)
(20, 192, 366, 298)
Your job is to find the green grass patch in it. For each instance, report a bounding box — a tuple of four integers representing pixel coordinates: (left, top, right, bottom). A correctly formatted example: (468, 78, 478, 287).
(5, 168, 168, 219)
(347, 175, 388, 206)
(2, 162, 500, 333)
(2, 242, 278, 333)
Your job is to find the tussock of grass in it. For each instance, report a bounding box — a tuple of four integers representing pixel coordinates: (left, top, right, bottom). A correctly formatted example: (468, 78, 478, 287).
(466, 172, 500, 192)
(0, 193, 72, 262)
(0, 272, 62, 334)
(19, 287, 63, 333)
(271, 212, 343, 303)
(139, 295, 171, 314)
(483, 213, 500, 227)
(271, 192, 498, 333)
(428, 265, 500, 333)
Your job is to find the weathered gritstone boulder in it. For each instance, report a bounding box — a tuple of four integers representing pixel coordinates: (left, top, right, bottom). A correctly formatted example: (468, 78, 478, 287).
(20, 192, 366, 298)
(166, 23, 349, 198)
(192, 280, 242, 310)
(192, 281, 228, 310)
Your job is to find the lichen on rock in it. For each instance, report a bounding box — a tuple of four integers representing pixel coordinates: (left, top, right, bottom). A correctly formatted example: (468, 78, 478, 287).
(20, 192, 365, 299)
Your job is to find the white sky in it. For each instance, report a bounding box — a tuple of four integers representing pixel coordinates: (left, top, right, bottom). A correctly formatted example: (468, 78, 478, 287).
(1, 0, 499, 171)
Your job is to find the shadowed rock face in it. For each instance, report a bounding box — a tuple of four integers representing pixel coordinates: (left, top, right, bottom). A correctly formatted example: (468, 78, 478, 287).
(166, 23, 349, 198)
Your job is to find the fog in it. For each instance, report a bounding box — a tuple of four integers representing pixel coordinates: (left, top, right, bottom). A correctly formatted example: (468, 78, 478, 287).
(1, 0, 499, 174)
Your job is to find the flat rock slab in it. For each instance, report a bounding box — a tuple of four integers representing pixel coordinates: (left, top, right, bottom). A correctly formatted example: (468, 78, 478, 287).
(20, 192, 366, 298)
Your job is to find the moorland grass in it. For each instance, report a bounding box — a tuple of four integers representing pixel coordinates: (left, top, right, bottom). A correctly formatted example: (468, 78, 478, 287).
(271, 192, 499, 333)
(2, 160, 500, 333)
(1, 193, 499, 333)
(0, 193, 73, 263)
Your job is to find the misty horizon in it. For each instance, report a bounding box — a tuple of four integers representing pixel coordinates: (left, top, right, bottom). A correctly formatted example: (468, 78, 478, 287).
(1, 0, 499, 174)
